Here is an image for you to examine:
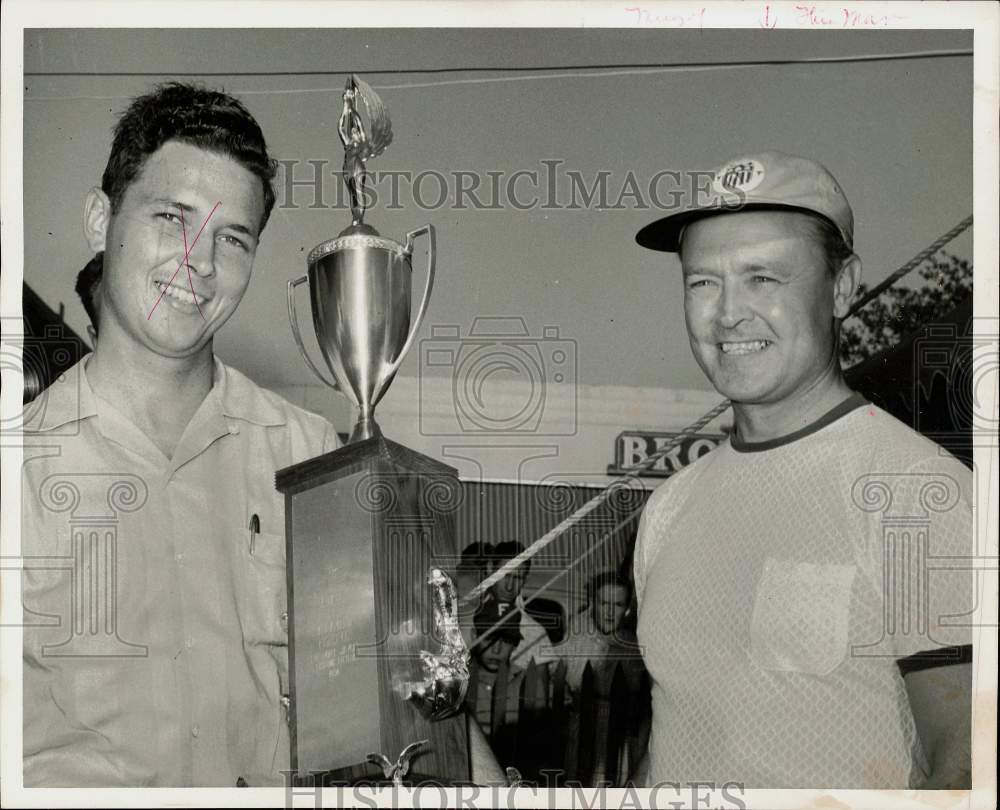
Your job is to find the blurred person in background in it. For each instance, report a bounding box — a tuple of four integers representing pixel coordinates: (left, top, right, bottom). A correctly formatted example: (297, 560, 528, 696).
(483, 540, 563, 669)
(555, 570, 645, 696)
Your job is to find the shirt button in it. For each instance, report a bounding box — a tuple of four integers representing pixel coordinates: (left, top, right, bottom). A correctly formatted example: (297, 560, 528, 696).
(175, 552, 185, 563)
(191, 724, 200, 738)
(228, 425, 240, 435)
(185, 638, 194, 649)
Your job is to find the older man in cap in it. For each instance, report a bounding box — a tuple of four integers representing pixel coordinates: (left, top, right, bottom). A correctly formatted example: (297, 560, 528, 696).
(632, 152, 973, 788)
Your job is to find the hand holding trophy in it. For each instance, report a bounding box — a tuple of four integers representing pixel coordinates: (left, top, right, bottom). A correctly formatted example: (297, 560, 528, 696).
(278, 76, 470, 785)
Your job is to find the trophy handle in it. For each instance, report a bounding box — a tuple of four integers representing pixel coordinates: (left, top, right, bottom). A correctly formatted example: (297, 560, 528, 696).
(287, 275, 341, 391)
(377, 224, 436, 397)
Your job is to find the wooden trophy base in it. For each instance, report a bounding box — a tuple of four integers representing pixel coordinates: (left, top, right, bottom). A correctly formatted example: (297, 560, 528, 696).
(276, 434, 470, 783)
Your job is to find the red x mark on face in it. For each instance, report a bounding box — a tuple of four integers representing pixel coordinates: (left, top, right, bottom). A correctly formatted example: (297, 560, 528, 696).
(146, 201, 222, 321)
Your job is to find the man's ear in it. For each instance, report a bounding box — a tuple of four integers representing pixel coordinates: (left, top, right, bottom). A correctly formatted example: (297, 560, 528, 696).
(83, 187, 111, 253)
(832, 253, 863, 319)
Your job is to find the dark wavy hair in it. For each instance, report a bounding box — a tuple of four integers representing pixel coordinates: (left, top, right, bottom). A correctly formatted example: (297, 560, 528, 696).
(75, 252, 103, 333)
(488, 540, 531, 574)
(100, 82, 277, 233)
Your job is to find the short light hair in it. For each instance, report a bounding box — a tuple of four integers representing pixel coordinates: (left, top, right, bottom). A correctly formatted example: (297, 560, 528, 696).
(801, 212, 855, 277)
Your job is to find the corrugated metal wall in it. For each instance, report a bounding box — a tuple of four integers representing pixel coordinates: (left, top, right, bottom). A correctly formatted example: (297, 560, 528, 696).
(453, 480, 651, 611)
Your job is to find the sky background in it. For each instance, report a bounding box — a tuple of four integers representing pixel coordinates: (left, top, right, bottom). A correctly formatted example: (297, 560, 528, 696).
(23, 27, 973, 394)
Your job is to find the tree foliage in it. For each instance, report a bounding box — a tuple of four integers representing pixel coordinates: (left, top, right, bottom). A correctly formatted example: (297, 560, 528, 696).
(840, 252, 972, 368)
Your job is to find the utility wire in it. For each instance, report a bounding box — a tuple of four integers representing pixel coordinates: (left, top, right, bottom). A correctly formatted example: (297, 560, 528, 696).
(25, 48, 971, 77)
(24, 49, 972, 102)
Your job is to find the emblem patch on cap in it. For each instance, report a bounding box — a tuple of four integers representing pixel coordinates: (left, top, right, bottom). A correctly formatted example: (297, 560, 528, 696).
(713, 159, 765, 194)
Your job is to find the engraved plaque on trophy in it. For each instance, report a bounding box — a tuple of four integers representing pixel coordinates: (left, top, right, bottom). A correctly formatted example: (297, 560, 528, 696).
(276, 75, 470, 784)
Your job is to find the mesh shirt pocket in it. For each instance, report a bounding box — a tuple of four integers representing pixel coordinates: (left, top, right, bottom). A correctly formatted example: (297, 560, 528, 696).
(750, 558, 856, 676)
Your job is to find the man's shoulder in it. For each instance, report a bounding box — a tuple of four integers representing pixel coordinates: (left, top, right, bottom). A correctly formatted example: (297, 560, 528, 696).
(216, 360, 341, 458)
(519, 608, 550, 638)
(811, 404, 974, 535)
(635, 446, 728, 582)
(846, 403, 970, 478)
(20, 357, 92, 435)
(218, 360, 334, 435)
(642, 438, 729, 516)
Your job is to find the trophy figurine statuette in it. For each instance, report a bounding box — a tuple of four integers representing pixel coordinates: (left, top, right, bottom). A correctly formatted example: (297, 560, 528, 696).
(277, 75, 471, 785)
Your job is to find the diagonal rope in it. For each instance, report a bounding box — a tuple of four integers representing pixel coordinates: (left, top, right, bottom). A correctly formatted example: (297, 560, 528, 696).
(460, 398, 731, 608)
(461, 214, 973, 651)
(848, 216, 973, 313)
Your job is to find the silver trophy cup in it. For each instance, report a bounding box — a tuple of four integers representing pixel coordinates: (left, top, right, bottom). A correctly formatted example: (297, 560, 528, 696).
(280, 76, 470, 781)
(287, 221, 435, 443)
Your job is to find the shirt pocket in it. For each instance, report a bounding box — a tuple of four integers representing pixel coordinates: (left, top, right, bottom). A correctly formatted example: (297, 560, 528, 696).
(749, 558, 856, 676)
(230, 527, 290, 785)
(236, 530, 288, 649)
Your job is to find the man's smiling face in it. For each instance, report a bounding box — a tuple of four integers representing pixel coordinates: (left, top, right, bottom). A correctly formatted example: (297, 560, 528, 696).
(680, 210, 840, 407)
(490, 565, 528, 603)
(88, 140, 265, 360)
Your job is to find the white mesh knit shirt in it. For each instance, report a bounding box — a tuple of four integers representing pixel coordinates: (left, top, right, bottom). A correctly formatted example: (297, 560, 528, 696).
(634, 395, 973, 788)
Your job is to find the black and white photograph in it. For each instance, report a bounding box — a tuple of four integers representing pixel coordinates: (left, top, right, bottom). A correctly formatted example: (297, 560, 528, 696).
(1, 2, 997, 807)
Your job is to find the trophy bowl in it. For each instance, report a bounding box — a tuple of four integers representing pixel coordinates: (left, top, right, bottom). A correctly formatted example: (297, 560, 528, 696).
(288, 222, 435, 443)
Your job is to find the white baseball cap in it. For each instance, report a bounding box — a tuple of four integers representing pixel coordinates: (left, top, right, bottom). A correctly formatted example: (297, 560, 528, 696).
(635, 150, 854, 253)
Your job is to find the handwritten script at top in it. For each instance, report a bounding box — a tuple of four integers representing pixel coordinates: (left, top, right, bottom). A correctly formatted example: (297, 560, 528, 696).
(624, 4, 907, 29)
(625, 6, 706, 27)
(792, 4, 908, 27)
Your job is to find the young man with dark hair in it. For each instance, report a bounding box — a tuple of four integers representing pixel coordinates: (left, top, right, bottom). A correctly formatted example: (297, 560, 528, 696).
(632, 151, 973, 788)
(21, 82, 339, 787)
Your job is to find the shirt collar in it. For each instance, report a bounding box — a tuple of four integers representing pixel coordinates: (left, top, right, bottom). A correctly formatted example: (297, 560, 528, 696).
(211, 356, 287, 427)
(729, 392, 868, 453)
(29, 354, 287, 432)
(29, 355, 98, 432)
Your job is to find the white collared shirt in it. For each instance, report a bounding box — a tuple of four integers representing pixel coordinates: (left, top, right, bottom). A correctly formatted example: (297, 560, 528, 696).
(503, 594, 555, 670)
(22, 355, 338, 786)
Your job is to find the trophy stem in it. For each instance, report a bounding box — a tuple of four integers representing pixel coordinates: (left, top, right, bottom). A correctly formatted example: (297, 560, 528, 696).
(349, 412, 383, 444)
